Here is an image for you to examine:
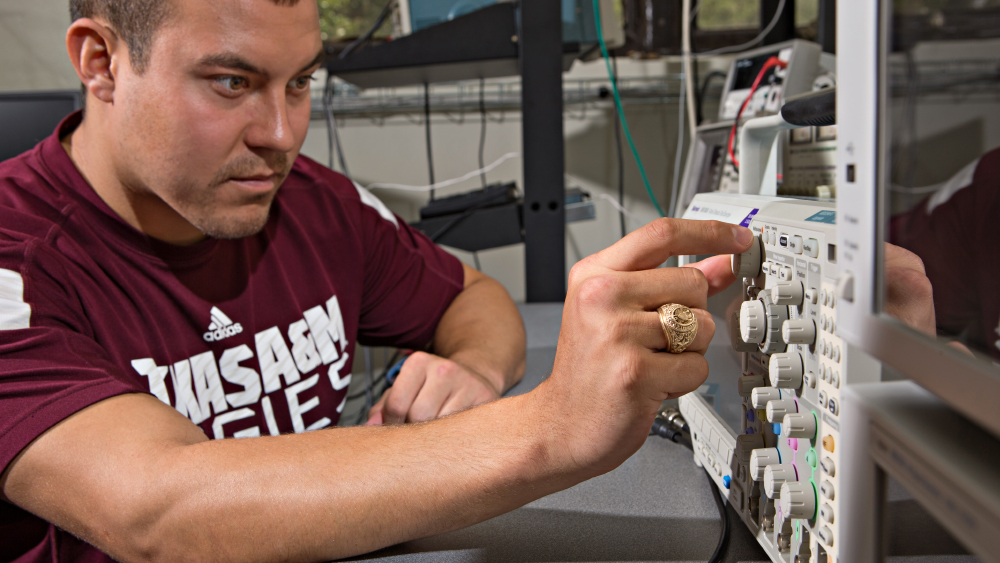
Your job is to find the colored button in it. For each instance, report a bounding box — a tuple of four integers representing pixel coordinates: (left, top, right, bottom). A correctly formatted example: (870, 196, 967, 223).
(822, 435, 835, 452)
(723, 475, 732, 489)
(806, 449, 818, 468)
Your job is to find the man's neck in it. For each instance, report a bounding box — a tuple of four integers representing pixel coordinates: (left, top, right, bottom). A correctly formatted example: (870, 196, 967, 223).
(61, 115, 207, 246)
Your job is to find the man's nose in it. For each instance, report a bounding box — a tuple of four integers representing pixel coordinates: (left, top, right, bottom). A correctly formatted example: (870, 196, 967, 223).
(246, 90, 297, 154)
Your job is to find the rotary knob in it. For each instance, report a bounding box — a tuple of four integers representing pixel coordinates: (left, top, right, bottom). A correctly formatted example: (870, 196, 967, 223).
(761, 293, 789, 355)
(749, 448, 780, 481)
(737, 374, 766, 397)
(769, 352, 804, 388)
(740, 300, 766, 344)
(763, 463, 797, 498)
(782, 319, 817, 346)
(750, 386, 785, 409)
(783, 412, 817, 439)
(766, 398, 798, 423)
(773, 281, 804, 306)
(731, 236, 763, 278)
(735, 433, 765, 463)
(780, 481, 817, 520)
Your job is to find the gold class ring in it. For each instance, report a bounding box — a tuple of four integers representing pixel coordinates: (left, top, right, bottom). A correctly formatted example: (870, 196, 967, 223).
(657, 303, 699, 354)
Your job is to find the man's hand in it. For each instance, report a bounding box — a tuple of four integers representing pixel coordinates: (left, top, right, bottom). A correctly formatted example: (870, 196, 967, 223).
(366, 352, 500, 424)
(532, 218, 753, 477)
(884, 243, 936, 337)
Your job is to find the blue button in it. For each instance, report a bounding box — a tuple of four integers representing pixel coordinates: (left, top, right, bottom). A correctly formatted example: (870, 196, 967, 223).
(746, 427, 755, 434)
(747, 410, 756, 422)
(773, 423, 782, 435)
(723, 475, 732, 489)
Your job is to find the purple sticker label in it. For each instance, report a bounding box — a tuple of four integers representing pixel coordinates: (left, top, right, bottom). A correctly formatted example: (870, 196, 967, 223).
(739, 208, 760, 227)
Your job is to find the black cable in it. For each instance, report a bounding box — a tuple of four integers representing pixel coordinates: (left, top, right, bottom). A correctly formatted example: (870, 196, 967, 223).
(611, 57, 626, 239)
(706, 471, 731, 563)
(424, 83, 436, 200)
(650, 414, 728, 563)
(338, 0, 394, 60)
(323, 75, 351, 177)
(696, 70, 728, 126)
(478, 78, 488, 188)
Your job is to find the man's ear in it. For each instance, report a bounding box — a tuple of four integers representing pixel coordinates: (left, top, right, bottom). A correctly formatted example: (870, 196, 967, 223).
(66, 18, 125, 105)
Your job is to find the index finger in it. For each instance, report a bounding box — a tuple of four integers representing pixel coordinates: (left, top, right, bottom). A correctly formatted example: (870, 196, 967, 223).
(595, 219, 753, 272)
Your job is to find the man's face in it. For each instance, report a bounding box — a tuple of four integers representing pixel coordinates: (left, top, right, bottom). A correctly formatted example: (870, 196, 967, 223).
(111, 0, 323, 241)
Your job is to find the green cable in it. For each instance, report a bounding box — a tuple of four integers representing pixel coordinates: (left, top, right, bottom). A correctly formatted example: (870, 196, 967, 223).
(591, 0, 666, 217)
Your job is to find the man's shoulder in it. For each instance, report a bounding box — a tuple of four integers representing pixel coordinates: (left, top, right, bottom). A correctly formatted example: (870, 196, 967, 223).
(0, 146, 73, 245)
(279, 155, 400, 229)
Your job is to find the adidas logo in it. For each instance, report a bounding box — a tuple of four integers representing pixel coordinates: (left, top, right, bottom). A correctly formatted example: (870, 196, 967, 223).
(203, 306, 244, 342)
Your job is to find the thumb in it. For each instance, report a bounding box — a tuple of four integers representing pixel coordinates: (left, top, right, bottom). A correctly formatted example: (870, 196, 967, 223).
(365, 390, 390, 426)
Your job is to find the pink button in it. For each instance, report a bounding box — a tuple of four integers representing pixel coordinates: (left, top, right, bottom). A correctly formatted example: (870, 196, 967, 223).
(788, 437, 799, 451)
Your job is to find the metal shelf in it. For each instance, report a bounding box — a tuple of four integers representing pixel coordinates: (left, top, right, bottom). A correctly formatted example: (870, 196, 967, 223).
(311, 74, 693, 119)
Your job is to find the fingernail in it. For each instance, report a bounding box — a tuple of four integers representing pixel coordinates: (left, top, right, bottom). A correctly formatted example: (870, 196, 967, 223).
(734, 226, 753, 246)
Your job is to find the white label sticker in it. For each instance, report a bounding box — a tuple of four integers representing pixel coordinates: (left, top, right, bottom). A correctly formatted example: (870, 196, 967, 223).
(683, 202, 759, 226)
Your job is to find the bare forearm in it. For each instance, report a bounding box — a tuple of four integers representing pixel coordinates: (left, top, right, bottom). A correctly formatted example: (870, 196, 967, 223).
(156, 395, 557, 561)
(5, 393, 561, 563)
(433, 271, 525, 394)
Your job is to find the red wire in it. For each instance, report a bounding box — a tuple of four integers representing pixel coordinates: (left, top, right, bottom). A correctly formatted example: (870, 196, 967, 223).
(727, 56, 789, 170)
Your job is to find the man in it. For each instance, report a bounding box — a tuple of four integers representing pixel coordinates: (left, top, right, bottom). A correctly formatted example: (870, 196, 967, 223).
(890, 148, 1000, 358)
(0, 0, 753, 561)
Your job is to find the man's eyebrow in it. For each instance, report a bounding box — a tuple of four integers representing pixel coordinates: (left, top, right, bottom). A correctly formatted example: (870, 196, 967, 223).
(297, 49, 327, 75)
(196, 53, 267, 76)
(195, 49, 325, 78)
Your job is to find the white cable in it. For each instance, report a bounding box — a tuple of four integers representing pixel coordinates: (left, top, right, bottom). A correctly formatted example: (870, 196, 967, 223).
(367, 152, 519, 192)
(695, 0, 788, 57)
(682, 0, 697, 139)
(598, 193, 641, 222)
(669, 69, 687, 219)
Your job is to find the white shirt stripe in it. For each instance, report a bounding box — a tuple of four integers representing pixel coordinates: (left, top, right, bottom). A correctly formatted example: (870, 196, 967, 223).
(0, 268, 30, 330)
(354, 182, 399, 229)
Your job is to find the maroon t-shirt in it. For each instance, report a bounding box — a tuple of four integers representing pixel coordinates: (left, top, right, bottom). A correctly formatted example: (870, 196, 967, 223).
(0, 112, 464, 562)
(891, 147, 1000, 359)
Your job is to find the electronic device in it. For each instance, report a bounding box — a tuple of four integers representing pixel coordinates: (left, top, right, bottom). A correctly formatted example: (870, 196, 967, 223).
(395, 0, 623, 47)
(418, 182, 518, 220)
(0, 90, 81, 162)
(718, 40, 823, 122)
(679, 190, 881, 563)
(835, 0, 1000, 439)
(677, 41, 834, 215)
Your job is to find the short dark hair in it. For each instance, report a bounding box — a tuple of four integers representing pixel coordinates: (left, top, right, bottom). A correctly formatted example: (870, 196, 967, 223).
(69, 0, 302, 74)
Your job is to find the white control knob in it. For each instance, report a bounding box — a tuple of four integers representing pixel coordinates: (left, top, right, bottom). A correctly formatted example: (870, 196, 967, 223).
(751, 386, 784, 409)
(782, 319, 817, 345)
(780, 481, 817, 520)
(740, 300, 766, 344)
(737, 374, 766, 397)
(735, 433, 764, 463)
(769, 353, 804, 388)
(764, 463, 796, 498)
(783, 412, 817, 439)
(766, 399, 798, 423)
(749, 448, 780, 481)
(773, 281, 804, 306)
(731, 236, 763, 278)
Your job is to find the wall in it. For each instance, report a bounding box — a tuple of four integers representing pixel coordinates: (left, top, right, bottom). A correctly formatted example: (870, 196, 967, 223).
(0, 0, 78, 91)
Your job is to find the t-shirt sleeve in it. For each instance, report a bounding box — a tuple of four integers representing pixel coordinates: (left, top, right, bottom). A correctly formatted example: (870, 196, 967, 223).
(890, 150, 999, 338)
(0, 240, 143, 475)
(351, 186, 465, 349)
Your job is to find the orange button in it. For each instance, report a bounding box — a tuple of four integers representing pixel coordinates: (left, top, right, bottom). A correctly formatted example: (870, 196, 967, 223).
(822, 435, 835, 452)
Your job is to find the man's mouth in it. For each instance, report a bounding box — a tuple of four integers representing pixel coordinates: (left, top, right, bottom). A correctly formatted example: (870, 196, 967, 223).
(228, 173, 278, 193)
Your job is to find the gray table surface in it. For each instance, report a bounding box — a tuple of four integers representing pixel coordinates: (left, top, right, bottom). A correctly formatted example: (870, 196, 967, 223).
(347, 304, 979, 563)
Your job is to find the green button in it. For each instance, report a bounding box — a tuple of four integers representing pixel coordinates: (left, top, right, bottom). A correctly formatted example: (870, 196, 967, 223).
(806, 449, 818, 468)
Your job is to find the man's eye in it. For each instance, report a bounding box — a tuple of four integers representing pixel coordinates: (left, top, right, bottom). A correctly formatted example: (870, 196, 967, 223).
(216, 76, 249, 91)
(290, 76, 312, 90)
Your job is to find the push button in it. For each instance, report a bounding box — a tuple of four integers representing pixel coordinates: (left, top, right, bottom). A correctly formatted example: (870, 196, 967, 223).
(789, 236, 803, 254)
(803, 238, 820, 258)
